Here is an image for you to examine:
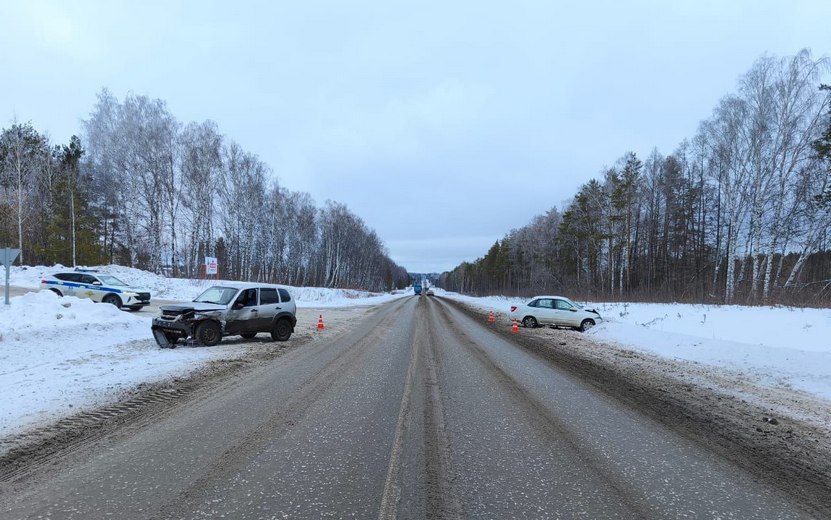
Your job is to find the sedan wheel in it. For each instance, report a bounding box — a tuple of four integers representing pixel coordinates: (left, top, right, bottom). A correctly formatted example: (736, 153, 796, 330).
(522, 316, 538, 328)
(579, 319, 595, 332)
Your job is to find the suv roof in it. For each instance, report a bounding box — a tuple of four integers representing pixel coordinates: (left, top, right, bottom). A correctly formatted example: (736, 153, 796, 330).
(205, 282, 290, 290)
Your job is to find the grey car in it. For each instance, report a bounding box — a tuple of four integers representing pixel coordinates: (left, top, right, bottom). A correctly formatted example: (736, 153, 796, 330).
(151, 282, 297, 347)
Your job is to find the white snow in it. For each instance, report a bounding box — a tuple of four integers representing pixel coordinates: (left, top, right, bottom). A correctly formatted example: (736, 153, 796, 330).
(7, 264, 407, 307)
(442, 290, 831, 401)
(1, 265, 410, 439)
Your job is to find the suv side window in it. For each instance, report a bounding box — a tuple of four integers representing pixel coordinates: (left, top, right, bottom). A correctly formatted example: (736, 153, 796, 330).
(236, 288, 259, 307)
(260, 288, 279, 305)
(56, 273, 81, 282)
(80, 275, 99, 285)
(278, 288, 291, 302)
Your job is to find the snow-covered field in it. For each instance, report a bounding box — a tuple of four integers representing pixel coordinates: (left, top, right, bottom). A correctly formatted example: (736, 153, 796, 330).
(443, 291, 831, 401)
(1, 265, 409, 439)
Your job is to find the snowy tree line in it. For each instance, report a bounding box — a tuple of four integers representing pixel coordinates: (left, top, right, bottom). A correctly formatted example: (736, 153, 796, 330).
(0, 89, 409, 291)
(440, 50, 831, 305)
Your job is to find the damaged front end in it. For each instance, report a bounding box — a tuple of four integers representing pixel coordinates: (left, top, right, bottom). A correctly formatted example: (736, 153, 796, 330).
(151, 306, 196, 348)
(152, 304, 227, 348)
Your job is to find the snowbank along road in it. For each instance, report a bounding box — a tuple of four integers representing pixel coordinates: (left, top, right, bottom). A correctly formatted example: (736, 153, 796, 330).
(0, 295, 827, 519)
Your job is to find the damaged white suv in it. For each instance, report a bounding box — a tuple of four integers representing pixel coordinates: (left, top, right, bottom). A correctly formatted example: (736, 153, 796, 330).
(151, 282, 297, 347)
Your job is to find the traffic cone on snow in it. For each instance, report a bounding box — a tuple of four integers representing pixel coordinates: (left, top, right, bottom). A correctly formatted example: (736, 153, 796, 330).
(317, 314, 325, 331)
(511, 319, 519, 333)
(488, 311, 495, 324)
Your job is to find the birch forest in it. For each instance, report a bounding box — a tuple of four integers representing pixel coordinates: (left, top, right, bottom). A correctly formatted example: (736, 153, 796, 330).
(0, 89, 409, 291)
(440, 50, 831, 305)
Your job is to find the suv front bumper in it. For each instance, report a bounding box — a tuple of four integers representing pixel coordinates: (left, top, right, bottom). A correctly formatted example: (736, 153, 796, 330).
(151, 317, 192, 347)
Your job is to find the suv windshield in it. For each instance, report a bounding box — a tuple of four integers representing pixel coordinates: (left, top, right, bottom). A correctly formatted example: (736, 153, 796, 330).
(97, 275, 127, 286)
(194, 286, 238, 305)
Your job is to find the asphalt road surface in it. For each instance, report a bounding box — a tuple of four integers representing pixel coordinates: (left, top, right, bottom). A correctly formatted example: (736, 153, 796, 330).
(0, 296, 813, 519)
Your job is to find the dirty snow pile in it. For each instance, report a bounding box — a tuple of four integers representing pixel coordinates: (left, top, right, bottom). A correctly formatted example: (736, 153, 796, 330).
(443, 290, 831, 401)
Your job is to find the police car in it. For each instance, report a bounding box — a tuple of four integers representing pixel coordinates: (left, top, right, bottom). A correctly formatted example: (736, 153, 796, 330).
(40, 269, 152, 311)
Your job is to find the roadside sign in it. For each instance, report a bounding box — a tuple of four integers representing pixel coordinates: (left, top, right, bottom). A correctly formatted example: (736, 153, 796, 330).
(1, 248, 21, 305)
(205, 256, 218, 276)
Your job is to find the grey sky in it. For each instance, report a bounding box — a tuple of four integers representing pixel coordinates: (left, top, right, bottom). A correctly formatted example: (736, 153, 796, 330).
(2, 1, 829, 273)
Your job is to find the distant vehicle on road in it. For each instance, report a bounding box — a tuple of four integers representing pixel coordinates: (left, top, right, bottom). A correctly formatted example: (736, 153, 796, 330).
(413, 283, 423, 295)
(40, 269, 151, 311)
(151, 282, 296, 347)
(425, 289, 435, 296)
(510, 296, 601, 332)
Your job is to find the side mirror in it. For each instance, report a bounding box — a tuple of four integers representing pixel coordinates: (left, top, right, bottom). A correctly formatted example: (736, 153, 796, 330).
(233, 302, 244, 310)
(92, 281, 102, 286)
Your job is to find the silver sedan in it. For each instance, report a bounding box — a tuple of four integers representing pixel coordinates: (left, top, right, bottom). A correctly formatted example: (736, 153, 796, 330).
(509, 295, 602, 331)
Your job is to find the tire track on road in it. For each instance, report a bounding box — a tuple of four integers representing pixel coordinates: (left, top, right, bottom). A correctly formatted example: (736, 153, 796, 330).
(158, 297, 417, 519)
(430, 297, 654, 518)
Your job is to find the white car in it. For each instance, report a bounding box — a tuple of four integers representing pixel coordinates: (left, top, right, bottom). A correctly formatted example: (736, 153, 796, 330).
(510, 296, 602, 332)
(40, 269, 152, 311)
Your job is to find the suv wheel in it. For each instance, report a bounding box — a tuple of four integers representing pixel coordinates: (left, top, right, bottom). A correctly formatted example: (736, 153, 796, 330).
(195, 321, 222, 346)
(271, 318, 292, 342)
(102, 294, 122, 309)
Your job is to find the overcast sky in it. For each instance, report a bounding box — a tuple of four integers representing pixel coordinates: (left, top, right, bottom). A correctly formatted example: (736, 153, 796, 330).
(2, 1, 830, 273)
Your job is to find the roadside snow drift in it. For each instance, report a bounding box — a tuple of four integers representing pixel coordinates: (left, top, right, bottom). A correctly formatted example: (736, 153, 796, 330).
(1, 266, 409, 439)
(443, 291, 831, 401)
(8, 264, 406, 306)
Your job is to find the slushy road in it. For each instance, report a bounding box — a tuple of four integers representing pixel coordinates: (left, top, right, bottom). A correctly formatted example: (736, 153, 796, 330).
(0, 296, 811, 519)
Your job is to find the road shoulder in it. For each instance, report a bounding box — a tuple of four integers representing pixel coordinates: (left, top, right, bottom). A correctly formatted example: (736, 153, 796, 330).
(444, 297, 831, 518)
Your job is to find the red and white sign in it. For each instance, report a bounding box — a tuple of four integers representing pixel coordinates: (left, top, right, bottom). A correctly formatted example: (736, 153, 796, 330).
(205, 256, 218, 275)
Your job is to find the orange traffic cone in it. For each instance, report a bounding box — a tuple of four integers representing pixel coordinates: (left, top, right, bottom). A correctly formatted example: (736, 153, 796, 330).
(317, 314, 325, 331)
(511, 319, 519, 333)
(488, 311, 495, 324)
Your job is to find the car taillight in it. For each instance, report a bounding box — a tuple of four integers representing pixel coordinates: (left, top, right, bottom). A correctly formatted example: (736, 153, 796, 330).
(510, 306, 517, 312)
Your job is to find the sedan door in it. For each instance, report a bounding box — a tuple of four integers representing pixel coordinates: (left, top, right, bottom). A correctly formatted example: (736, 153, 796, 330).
(553, 298, 580, 327)
(534, 298, 557, 325)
